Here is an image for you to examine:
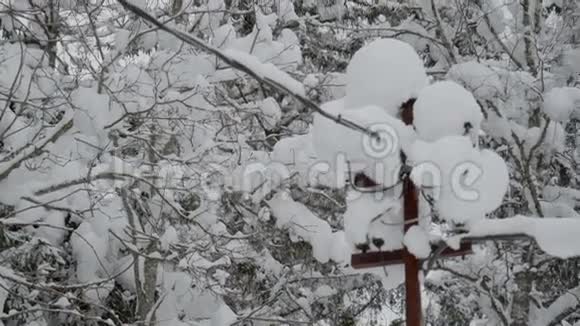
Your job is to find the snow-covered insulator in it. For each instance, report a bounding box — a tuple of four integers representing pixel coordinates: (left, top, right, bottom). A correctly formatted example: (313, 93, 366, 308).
(410, 136, 509, 224)
(343, 192, 403, 252)
(344, 38, 429, 116)
(367, 204, 404, 252)
(413, 81, 484, 145)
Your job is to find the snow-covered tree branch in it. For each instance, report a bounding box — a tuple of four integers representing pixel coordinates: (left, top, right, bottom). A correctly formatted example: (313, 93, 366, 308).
(0, 0, 578, 325)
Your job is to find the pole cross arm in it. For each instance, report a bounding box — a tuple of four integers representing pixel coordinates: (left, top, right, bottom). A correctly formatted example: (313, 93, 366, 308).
(351, 242, 473, 269)
(350, 233, 532, 270)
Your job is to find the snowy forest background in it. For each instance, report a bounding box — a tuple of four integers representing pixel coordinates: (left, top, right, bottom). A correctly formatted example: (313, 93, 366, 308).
(0, 0, 579, 325)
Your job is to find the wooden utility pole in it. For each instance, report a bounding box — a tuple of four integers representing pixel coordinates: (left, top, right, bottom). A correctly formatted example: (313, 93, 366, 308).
(351, 100, 472, 326)
(400, 98, 422, 326)
(402, 160, 422, 325)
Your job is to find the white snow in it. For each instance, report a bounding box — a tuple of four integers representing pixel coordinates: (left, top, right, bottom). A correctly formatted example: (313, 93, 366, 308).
(344, 38, 428, 115)
(366, 199, 404, 251)
(343, 192, 402, 249)
(310, 99, 348, 179)
(54, 296, 71, 308)
(562, 48, 580, 75)
(70, 219, 113, 304)
(227, 158, 290, 202)
(212, 9, 301, 72)
(446, 61, 502, 99)
(0, 113, 74, 183)
(403, 225, 431, 259)
(210, 303, 237, 326)
(329, 231, 351, 262)
(211, 24, 235, 49)
(540, 201, 580, 218)
(0, 104, 32, 150)
(7, 3, 580, 324)
(543, 121, 566, 154)
(275, 29, 302, 68)
(271, 133, 312, 166)
(213, 269, 230, 286)
(157, 271, 225, 324)
(258, 97, 282, 129)
(159, 23, 182, 51)
(114, 255, 162, 293)
(183, 252, 230, 269)
(410, 135, 476, 189)
(317, 72, 346, 101)
(83, 281, 114, 305)
(270, 132, 329, 187)
(365, 265, 405, 291)
(413, 81, 484, 143)
(391, 19, 431, 53)
(72, 86, 114, 145)
(543, 87, 580, 122)
(197, 0, 225, 33)
(222, 49, 306, 96)
(410, 136, 509, 223)
(277, 0, 299, 22)
(114, 28, 132, 51)
(151, 51, 216, 91)
(543, 185, 580, 210)
(311, 101, 413, 188)
(255, 249, 283, 276)
(438, 148, 509, 223)
(448, 216, 580, 259)
(519, 120, 567, 156)
(34, 211, 67, 246)
(159, 225, 178, 251)
(267, 191, 348, 263)
(532, 285, 580, 326)
(0, 272, 9, 324)
(314, 285, 337, 298)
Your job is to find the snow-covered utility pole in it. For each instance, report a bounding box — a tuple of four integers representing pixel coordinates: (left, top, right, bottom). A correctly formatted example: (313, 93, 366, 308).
(350, 99, 473, 326)
(400, 99, 424, 326)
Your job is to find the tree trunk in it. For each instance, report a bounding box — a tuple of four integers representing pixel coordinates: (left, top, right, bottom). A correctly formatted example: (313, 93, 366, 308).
(511, 270, 532, 326)
(138, 242, 159, 323)
(46, 0, 59, 69)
